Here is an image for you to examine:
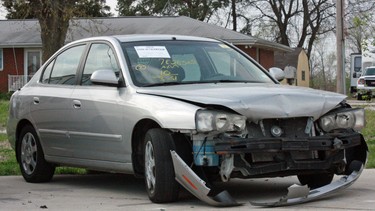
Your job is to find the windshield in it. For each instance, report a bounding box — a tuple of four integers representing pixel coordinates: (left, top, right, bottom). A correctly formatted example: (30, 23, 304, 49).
(122, 40, 275, 87)
(364, 68, 375, 76)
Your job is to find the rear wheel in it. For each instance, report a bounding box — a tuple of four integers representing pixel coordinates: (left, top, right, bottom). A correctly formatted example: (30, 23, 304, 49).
(17, 125, 55, 183)
(144, 128, 179, 203)
(297, 173, 334, 189)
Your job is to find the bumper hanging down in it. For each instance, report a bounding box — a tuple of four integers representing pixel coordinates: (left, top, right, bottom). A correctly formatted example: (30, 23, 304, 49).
(170, 150, 364, 207)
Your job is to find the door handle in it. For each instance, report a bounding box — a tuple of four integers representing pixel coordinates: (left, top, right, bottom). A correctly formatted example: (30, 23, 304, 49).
(33, 97, 40, 104)
(73, 100, 82, 109)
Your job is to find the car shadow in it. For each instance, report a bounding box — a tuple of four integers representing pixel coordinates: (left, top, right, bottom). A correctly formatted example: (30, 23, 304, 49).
(47, 173, 356, 208)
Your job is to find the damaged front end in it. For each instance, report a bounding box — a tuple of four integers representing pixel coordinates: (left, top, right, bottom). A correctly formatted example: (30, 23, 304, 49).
(171, 104, 368, 207)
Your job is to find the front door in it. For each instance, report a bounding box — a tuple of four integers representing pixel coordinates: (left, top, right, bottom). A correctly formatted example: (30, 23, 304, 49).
(69, 43, 128, 162)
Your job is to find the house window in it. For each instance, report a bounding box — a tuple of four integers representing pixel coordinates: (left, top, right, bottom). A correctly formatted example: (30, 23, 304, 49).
(302, 70, 306, 81)
(26, 50, 42, 76)
(0, 49, 3, 71)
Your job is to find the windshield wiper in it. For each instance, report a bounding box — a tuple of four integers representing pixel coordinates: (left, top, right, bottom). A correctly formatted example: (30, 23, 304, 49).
(142, 82, 181, 87)
(209, 80, 254, 83)
(142, 80, 257, 87)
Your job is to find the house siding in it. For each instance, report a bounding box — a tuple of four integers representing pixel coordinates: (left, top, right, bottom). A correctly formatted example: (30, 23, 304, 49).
(0, 48, 24, 93)
(236, 46, 274, 70)
(296, 50, 310, 87)
(259, 49, 274, 70)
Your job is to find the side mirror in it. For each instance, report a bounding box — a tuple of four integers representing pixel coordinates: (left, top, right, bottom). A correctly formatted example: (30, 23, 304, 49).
(269, 67, 285, 82)
(91, 69, 119, 86)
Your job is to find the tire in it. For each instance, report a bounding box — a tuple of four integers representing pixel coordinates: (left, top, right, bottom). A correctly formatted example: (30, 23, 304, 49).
(357, 93, 362, 100)
(144, 128, 179, 203)
(17, 125, 55, 183)
(297, 173, 334, 189)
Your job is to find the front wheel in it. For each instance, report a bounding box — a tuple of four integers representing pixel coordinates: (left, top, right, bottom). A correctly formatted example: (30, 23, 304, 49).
(297, 173, 334, 189)
(17, 125, 55, 183)
(144, 128, 179, 203)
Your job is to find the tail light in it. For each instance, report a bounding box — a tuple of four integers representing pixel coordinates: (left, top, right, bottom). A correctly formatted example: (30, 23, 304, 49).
(357, 78, 365, 85)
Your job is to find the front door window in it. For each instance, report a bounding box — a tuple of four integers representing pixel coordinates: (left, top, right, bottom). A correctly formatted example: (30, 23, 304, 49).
(26, 50, 41, 78)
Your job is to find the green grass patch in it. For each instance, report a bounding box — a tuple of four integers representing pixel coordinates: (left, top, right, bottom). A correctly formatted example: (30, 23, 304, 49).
(55, 167, 87, 175)
(362, 110, 375, 168)
(366, 139, 375, 168)
(0, 134, 20, 175)
(0, 100, 9, 128)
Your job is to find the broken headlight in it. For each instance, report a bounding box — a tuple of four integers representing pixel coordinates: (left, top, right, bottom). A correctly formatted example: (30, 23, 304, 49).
(319, 108, 365, 132)
(196, 110, 246, 132)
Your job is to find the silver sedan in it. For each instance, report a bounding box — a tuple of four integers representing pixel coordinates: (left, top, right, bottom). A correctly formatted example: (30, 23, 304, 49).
(7, 35, 368, 207)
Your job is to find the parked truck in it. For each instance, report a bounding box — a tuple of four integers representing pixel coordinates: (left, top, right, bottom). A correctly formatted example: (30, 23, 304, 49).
(356, 39, 375, 100)
(349, 39, 375, 100)
(349, 53, 362, 94)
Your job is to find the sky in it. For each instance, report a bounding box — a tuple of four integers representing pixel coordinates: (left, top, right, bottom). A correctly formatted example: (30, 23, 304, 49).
(0, 0, 119, 19)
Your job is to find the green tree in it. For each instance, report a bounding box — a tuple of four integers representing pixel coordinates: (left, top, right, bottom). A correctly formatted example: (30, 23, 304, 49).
(2, 0, 112, 62)
(345, 0, 375, 53)
(118, 0, 229, 21)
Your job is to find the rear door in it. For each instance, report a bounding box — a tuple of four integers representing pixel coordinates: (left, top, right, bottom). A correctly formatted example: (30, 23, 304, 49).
(30, 44, 87, 157)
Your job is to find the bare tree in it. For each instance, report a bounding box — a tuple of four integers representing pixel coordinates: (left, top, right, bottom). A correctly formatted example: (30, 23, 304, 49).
(310, 39, 337, 91)
(345, 0, 375, 53)
(241, 0, 335, 58)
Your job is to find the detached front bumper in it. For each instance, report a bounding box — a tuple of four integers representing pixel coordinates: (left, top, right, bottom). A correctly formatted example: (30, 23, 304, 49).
(170, 132, 368, 207)
(171, 150, 366, 207)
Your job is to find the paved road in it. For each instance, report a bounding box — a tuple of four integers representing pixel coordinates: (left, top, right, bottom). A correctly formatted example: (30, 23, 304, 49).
(1, 170, 374, 210)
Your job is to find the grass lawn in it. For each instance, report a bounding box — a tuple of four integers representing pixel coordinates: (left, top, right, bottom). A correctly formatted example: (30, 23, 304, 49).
(0, 100, 374, 177)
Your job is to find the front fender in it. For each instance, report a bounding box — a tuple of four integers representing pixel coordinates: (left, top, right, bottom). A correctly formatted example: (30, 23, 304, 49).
(130, 94, 200, 130)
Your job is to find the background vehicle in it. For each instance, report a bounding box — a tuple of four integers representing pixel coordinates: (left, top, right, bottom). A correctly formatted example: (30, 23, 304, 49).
(352, 39, 375, 99)
(357, 66, 375, 100)
(7, 35, 368, 207)
(349, 53, 362, 94)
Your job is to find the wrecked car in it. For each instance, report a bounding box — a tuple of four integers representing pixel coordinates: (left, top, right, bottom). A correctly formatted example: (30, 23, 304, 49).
(7, 35, 368, 207)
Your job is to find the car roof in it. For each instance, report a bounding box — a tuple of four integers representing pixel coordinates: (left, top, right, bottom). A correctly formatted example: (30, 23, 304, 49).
(114, 34, 220, 43)
(68, 34, 221, 45)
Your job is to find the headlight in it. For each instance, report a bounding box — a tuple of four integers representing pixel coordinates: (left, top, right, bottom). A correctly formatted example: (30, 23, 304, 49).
(319, 108, 365, 132)
(196, 110, 246, 132)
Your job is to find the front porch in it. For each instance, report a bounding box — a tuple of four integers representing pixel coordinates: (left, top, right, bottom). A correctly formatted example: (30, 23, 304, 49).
(8, 75, 32, 92)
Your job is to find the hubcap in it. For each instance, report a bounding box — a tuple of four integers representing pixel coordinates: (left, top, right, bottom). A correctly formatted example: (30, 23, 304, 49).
(20, 132, 37, 175)
(145, 141, 156, 194)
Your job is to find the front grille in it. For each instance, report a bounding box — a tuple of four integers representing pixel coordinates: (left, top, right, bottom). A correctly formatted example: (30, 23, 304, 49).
(246, 117, 309, 138)
(365, 79, 375, 87)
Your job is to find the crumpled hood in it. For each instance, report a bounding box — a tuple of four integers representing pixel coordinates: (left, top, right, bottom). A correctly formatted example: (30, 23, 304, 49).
(137, 83, 346, 121)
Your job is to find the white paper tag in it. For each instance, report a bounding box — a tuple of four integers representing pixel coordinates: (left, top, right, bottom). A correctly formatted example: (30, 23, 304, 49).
(134, 46, 171, 58)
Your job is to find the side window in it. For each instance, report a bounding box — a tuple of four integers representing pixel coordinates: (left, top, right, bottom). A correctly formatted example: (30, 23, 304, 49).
(45, 45, 85, 85)
(41, 59, 55, 83)
(82, 43, 119, 85)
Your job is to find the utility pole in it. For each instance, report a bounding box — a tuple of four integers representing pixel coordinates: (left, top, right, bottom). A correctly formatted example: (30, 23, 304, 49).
(336, 0, 345, 94)
(232, 0, 237, 31)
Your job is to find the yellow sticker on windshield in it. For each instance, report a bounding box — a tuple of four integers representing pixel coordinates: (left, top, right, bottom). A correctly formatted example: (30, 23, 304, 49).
(219, 44, 230, 49)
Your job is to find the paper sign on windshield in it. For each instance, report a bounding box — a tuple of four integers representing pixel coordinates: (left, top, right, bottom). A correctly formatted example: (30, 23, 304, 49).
(134, 46, 171, 58)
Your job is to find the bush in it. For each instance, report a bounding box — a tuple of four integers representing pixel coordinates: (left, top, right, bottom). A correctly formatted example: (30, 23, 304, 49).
(0, 92, 14, 100)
